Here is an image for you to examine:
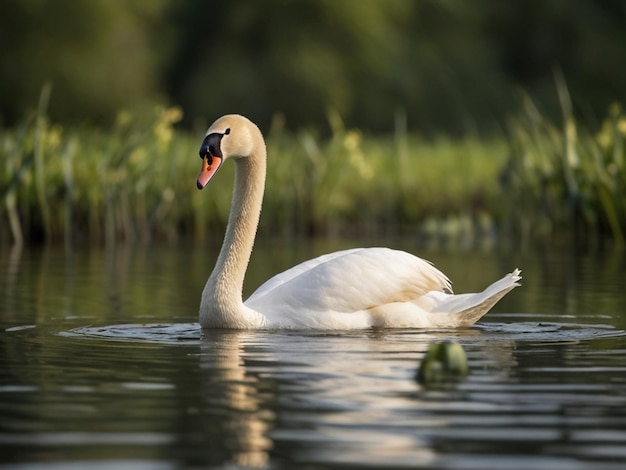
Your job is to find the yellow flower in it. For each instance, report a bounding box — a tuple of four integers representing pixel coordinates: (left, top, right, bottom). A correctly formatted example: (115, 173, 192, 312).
(343, 130, 361, 151)
(115, 110, 133, 128)
(44, 125, 63, 152)
(618, 118, 626, 136)
(164, 106, 183, 125)
(155, 106, 183, 125)
(153, 106, 184, 150)
(129, 147, 147, 167)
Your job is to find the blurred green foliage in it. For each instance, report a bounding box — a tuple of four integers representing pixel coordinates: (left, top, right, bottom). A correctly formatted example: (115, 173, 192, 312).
(0, 100, 509, 245)
(1, 92, 624, 245)
(504, 78, 626, 243)
(0, 0, 168, 125)
(1, 0, 626, 133)
(2, 0, 626, 245)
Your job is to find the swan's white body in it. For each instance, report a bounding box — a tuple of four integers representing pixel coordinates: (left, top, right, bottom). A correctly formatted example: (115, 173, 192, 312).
(196, 114, 521, 330)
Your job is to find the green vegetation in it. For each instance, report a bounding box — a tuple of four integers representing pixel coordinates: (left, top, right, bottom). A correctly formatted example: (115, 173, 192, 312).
(2, 1, 626, 135)
(2, 88, 625, 246)
(416, 341, 469, 386)
(1, 90, 196, 245)
(262, 110, 508, 238)
(2, 1, 625, 245)
(0, 99, 507, 245)
(505, 78, 626, 243)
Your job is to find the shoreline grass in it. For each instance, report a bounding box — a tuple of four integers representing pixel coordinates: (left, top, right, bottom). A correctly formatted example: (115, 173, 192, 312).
(1, 95, 625, 247)
(503, 78, 626, 244)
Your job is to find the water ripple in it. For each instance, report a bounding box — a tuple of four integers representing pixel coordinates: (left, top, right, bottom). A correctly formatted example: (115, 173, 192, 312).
(60, 322, 201, 344)
(60, 315, 626, 345)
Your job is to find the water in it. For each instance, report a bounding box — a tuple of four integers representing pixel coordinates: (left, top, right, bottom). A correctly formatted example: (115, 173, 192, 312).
(1, 238, 625, 469)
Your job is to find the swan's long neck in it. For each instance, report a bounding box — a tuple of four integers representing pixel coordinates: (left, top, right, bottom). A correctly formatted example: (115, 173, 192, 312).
(200, 143, 267, 328)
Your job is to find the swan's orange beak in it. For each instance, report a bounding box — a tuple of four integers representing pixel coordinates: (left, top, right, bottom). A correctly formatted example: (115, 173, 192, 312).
(196, 155, 223, 190)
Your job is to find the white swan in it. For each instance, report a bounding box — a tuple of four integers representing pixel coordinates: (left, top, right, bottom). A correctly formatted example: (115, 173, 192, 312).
(196, 114, 521, 329)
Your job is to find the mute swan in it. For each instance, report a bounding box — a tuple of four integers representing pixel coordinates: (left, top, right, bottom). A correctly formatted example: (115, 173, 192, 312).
(196, 114, 521, 329)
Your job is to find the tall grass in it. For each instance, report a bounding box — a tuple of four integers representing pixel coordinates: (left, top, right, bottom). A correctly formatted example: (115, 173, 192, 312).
(1, 99, 508, 245)
(262, 110, 507, 238)
(2, 89, 625, 246)
(503, 77, 626, 244)
(1, 92, 199, 245)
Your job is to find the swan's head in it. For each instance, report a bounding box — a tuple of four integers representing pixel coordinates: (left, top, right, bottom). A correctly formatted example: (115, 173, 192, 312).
(196, 114, 261, 190)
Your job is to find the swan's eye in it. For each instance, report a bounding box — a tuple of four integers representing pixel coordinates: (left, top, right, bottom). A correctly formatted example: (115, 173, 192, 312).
(224, 128, 231, 135)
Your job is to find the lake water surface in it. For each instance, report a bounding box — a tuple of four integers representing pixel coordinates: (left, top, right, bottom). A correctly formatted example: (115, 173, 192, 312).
(1, 237, 625, 469)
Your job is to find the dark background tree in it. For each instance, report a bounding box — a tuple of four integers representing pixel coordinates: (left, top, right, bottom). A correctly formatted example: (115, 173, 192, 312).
(1, 0, 626, 134)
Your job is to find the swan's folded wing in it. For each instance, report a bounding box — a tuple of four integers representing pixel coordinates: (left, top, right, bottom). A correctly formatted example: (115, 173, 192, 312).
(245, 247, 451, 314)
(247, 248, 363, 300)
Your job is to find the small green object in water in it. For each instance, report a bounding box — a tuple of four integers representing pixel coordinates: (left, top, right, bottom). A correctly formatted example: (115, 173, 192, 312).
(416, 341, 468, 385)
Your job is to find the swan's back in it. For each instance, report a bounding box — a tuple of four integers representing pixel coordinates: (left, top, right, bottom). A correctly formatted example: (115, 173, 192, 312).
(245, 247, 453, 328)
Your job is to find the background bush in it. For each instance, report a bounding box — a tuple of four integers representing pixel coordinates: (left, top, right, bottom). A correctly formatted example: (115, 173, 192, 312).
(2, 0, 626, 134)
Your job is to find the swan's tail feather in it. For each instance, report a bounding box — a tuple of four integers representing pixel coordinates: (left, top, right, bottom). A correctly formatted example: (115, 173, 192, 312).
(433, 269, 521, 327)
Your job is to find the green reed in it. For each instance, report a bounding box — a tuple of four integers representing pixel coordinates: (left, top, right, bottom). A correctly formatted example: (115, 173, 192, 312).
(503, 78, 626, 244)
(262, 110, 508, 239)
(4, 91, 624, 246)
(0, 106, 506, 245)
(1, 99, 198, 245)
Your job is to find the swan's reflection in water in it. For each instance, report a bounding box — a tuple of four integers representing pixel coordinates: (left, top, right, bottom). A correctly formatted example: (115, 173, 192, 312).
(197, 327, 517, 467)
(60, 319, 626, 468)
(199, 330, 274, 467)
